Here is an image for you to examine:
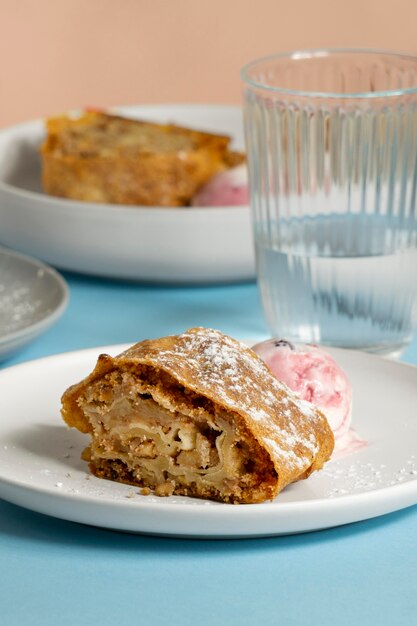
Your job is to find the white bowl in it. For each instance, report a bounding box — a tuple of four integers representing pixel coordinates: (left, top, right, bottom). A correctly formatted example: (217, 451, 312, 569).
(0, 104, 254, 284)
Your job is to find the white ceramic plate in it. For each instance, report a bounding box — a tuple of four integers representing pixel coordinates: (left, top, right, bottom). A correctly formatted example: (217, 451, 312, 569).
(0, 104, 254, 284)
(0, 342, 416, 537)
(0, 246, 68, 361)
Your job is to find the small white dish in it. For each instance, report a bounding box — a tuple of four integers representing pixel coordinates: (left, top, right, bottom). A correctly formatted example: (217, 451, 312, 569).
(0, 246, 68, 361)
(0, 342, 416, 537)
(0, 104, 254, 284)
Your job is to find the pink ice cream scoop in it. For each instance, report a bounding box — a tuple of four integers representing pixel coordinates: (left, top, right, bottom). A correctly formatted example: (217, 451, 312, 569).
(192, 164, 249, 207)
(252, 339, 352, 442)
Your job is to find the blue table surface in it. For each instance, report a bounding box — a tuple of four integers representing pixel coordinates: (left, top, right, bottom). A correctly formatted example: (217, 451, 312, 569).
(1, 272, 417, 626)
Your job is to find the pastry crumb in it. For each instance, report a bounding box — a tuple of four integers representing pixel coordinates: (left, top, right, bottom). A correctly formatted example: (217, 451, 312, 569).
(155, 480, 175, 497)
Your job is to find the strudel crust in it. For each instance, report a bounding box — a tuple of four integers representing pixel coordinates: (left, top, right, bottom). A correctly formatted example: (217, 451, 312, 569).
(61, 328, 334, 504)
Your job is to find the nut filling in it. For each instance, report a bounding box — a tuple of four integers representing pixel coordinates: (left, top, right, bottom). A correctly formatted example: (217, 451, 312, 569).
(79, 369, 276, 503)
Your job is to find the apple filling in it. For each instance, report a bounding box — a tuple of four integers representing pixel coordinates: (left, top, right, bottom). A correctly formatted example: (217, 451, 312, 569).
(77, 367, 275, 503)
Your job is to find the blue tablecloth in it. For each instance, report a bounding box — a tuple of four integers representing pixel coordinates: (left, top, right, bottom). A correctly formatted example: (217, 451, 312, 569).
(1, 272, 417, 626)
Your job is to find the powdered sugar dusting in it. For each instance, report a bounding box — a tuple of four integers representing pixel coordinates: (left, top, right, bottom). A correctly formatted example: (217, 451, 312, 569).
(313, 455, 417, 498)
(157, 329, 275, 422)
(264, 437, 308, 469)
(0, 281, 44, 335)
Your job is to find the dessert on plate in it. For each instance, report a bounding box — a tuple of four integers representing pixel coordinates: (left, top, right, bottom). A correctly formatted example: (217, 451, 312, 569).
(40, 111, 245, 207)
(61, 327, 334, 504)
(252, 339, 365, 455)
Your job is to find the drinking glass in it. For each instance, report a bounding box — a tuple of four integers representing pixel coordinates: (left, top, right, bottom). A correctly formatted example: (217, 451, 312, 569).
(242, 49, 417, 356)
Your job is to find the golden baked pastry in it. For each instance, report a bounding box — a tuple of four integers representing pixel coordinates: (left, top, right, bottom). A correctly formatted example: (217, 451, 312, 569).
(61, 328, 334, 504)
(40, 111, 245, 206)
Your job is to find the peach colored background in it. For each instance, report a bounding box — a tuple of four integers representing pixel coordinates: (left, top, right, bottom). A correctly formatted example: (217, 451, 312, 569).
(2, 0, 417, 127)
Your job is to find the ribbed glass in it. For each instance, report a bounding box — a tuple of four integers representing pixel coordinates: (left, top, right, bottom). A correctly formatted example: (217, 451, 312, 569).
(242, 49, 417, 356)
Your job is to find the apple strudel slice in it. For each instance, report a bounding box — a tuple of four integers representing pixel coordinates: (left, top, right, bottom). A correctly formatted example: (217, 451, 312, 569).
(61, 328, 334, 504)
